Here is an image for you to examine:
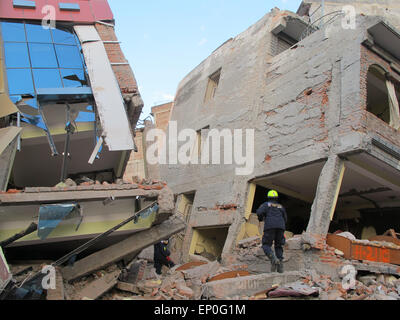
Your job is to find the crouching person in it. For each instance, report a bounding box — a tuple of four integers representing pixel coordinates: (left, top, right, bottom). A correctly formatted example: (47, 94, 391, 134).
(154, 239, 175, 275)
(256, 190, 287, 273)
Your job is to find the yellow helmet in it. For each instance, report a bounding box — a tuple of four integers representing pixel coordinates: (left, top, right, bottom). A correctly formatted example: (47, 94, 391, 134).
(267, 190, 279, 198)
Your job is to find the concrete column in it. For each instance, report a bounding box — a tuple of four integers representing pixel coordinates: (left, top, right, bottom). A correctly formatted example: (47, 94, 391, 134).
(306, 155, 345, 237)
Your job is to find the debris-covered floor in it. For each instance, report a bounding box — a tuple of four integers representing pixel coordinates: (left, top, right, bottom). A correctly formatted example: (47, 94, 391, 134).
(3, 230, 400, 301)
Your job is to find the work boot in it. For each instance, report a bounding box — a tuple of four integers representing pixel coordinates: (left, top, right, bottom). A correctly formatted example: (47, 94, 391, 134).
(267, 253, 279, 273)
(276, 260, 284, 274)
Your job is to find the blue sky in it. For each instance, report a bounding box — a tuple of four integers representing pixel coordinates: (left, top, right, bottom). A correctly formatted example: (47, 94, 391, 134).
(108, 0, 303, 120)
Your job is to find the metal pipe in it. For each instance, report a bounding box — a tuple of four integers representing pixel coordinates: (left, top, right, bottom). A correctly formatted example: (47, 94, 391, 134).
(60, 104, 72, 182)
(16, 112, 21, 151)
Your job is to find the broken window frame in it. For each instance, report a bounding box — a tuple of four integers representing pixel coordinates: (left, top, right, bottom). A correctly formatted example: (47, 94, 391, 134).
(366, 64, 400, 130)
(204, 68, 221, 104)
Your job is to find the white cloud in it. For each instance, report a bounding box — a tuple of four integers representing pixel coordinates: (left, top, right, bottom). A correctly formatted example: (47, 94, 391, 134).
(198, 37, 208, 46)
(151, 92, 175, 105)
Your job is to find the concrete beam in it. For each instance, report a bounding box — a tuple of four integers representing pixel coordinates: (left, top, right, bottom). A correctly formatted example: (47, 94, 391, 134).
(306, 155, 345, 236)
(346, 158, 400, 193)
(0, 189, 159, 205)
(202, 271, 305, 299)
(62, 218, 185, 282)
(74, 269, 120, 300)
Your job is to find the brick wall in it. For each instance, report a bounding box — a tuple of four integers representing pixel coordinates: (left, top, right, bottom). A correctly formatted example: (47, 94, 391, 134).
(360, 45, 400, 147)
(152, 102, 173, 132)
(95, 23, 140, 95)
(270, 34, 292, 57)
(123, 129, 146, 182)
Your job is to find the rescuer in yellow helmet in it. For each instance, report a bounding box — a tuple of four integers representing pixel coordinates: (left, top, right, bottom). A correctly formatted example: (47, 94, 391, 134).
(256, 190, 287, 273)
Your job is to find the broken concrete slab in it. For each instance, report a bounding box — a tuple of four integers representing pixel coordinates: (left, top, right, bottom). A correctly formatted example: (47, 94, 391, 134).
(286, 236, 303, 250)
(136, 279, 162, 295)
(181, 261, 220, 281)
(62, 218, 185, 282)
(138, 246, 154, 262)
(238, 237, 261, 248)
(116, 281, 139, 294)
(202, 271, 305, 299)
(120, 260, 147, 285)
(74, 270, 120, 300)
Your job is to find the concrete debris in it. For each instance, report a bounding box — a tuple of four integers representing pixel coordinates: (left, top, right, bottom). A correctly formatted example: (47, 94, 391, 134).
(334, 249, 344, 257)
(74, 269, 120, 300)
(286, 236, 303, 250)
(62, 218, 185, 282)
(238, 237, 261, 249)
(267, 281, 319, 298)
(336, 232, 357, 241)
(3, 231, 400, 300)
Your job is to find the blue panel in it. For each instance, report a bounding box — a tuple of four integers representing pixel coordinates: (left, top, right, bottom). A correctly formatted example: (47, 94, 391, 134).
(10, 96, 39, 115)
(59, 3, 80, 11)
(26, 23, 52, 43)
(0, 22, 26, 42)
(38, 204, 78, 240)
(13, 0, 36, 9)
(51, 28, 76, 45)
(29, 43, 58, 68)
(75, 111, 95, 123)
(32, 69, 62, 89)
(60, 69, 87, 87)
(6, 69, 34, 95)
(21, 113, 47, 131)
(36, 87, 93, 103)
(4, 43, 30, 68)
(55, 45, 83, 69)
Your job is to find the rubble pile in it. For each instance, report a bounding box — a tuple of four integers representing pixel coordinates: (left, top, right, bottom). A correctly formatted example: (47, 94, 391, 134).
(103, 258, 252, 301)
(3, 233, 400, 300)
(232, 234, 400, 300)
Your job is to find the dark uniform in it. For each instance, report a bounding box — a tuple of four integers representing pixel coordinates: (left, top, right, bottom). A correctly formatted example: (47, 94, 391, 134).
(256, 199, 287, 273)
(154, 241, 175, 275)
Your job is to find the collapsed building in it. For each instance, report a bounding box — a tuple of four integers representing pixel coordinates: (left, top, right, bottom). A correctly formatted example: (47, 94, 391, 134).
(160, 1, 400, 273)
(0, 0, 183, 283)
(1, 0, 400, 301)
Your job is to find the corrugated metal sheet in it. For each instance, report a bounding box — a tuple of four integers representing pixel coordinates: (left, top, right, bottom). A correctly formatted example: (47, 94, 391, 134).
(74, 25, 135, 152)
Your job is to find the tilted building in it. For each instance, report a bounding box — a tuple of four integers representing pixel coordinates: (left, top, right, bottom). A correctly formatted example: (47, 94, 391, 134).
(0, 0, 178, 258)
(161, 4, 400, 264)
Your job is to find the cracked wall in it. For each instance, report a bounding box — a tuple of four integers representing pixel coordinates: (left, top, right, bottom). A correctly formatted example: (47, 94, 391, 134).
(160, 9, 400, 262)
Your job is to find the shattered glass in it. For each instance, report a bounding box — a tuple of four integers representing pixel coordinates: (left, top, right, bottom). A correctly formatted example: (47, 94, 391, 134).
(38, 203, 81, 240)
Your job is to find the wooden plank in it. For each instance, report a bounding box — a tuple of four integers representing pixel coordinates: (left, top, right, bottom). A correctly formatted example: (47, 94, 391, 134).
(0, 189, 159, 205)
(62, 218, 185, 282)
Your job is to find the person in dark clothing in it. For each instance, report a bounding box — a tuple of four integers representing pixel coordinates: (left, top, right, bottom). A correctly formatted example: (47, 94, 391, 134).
(153, 240, 175, 275)
(256, 190, 287, 273)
